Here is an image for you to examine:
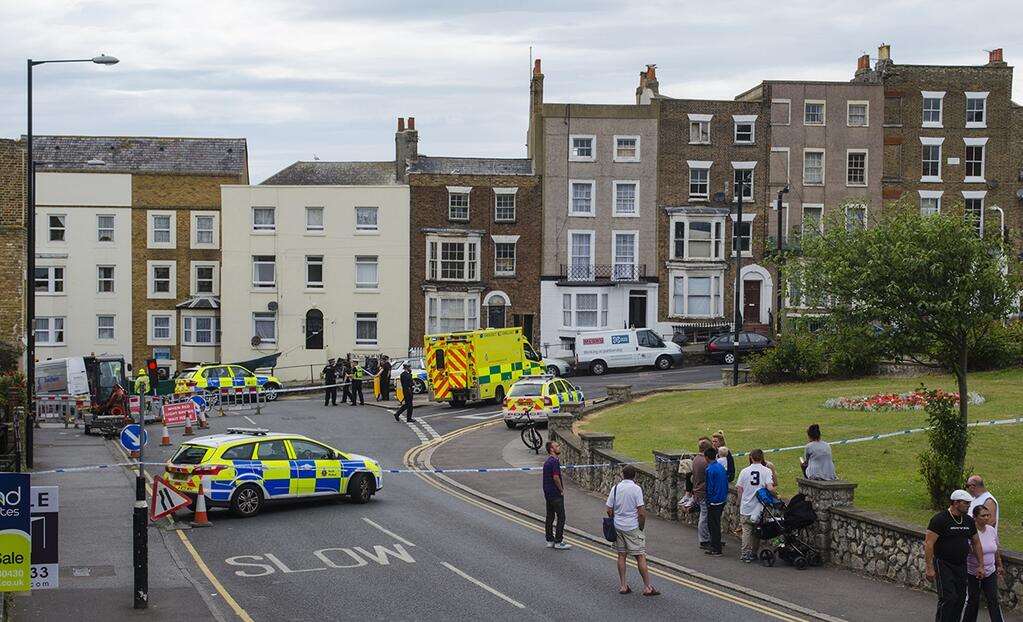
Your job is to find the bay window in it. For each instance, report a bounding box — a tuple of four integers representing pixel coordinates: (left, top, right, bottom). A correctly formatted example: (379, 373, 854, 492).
(670, 273, 723, 318)
(561, 292, 609, 328)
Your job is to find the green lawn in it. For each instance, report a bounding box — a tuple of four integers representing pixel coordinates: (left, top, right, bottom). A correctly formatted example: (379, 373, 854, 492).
(579, 368, 1023, 551)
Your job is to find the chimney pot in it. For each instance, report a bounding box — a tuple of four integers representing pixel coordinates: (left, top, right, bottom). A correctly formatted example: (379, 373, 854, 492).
(408, 117, 415, 131)
(646, 64, 656, 79)
(398, 117, 405, 132)
(878, 43, 891, 61)
(857, 54, 870, 71)
(989, 48, 1004, 64)
(533, 58, 542, 76)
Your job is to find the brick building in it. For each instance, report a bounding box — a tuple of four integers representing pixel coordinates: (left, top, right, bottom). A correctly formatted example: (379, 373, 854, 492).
(0, 139, 25, 350)
(405, 118, 540, 349)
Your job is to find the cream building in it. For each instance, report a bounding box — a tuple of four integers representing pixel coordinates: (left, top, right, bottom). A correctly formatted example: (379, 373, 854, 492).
(220, 162, 410, 383)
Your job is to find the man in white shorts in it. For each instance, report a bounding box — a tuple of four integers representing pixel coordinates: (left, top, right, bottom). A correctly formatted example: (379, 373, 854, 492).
(606, 465, 659, 596)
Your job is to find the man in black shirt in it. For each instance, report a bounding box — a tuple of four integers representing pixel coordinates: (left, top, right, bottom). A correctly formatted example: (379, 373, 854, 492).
(392, 363, 415, 423)
(925, 489, 985, 622)
(322, 359, 338, 406)
(377, 356, 392, 402)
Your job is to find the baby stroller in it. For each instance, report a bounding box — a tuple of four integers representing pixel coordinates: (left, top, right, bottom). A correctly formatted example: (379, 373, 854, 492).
(752, 489, 822, 570)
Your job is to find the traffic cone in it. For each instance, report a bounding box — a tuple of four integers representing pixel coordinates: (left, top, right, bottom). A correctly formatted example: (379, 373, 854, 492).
(183, 416, 195, 436)
(130, 449, 140, 459)
(190, 478, 212, 527)
(197, 406, 208, 429)
(160, 421, 171, 446)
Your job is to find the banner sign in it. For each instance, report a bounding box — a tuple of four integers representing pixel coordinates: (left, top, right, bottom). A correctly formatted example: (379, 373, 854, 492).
(0, 473, 31, 591)
(30, 486, 58, 589)
(162, 401, 197, 427)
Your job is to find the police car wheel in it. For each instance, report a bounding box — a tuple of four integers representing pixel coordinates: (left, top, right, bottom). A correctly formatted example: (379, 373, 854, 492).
(349, 474, 373, 504)
(655, 355, 673, 370)
(231, 484, 264, 517)
(263, 383, 280, 401)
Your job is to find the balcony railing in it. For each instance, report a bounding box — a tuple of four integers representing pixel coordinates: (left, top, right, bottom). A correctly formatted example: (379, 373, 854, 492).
(560, 263, 647, 282)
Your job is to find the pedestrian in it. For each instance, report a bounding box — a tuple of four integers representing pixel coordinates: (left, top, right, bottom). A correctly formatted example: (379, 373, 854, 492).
(543, 441, 571, 550)
(377, 356, 392, 402)
(338, 359, 353, 405)
(801, 424, 837, 481)
(349, 360, 366, 405)
(712, 430, 735, 481)
(322, 358, 338, 407)
(964, 503, 1005, 622)
(704, 446, 728, 557)
(966, 475, 999, 529)
(925, 490, 985, 622)
(692, 436, 713, 550)
(606, 465, 659, 596)
(133, 368, 150, 396)
(736, 449, 775, 563)
(392, 363, 415, 423)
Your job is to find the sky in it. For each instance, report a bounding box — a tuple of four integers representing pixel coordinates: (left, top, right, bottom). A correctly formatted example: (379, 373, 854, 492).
(3, 0, 1022, 183)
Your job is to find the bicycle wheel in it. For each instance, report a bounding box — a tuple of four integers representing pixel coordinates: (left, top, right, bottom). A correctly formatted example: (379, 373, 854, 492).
(521, 425, 543, 452)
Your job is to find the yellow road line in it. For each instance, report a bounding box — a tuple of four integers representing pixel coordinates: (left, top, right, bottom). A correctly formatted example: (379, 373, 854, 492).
(175, 530, 255, 622)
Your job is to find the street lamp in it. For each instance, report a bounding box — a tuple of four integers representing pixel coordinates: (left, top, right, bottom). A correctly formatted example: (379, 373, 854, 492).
(25, 53, 119, 470)
(732, 181, 746, 387)
(775, 185, 790, 336)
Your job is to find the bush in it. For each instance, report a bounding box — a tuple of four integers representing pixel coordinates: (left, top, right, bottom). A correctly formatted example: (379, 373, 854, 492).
(918, 388, 970, 509)
(749, 330, 827, 384)
(824, 323, 885, 379)
(0, 342, 21, 374)
(0, 372, 26, 409)
(966, 321, 1023, 372)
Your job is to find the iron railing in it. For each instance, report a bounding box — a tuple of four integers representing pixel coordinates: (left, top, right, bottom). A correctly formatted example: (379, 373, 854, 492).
(560, 263, 647, 282)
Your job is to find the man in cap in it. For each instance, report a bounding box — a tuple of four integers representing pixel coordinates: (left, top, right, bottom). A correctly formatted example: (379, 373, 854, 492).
(322, 358, 338, 406)
(924, 489, 985, 622)
(392, 363, 415, 423)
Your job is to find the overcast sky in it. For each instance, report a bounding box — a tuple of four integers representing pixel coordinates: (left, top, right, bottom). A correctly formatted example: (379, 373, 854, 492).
(3, 0, 1022, 182)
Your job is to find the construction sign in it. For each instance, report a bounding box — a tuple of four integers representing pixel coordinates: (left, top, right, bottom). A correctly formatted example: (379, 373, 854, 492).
(149, 477, 191, 521)
(162, 401, 197, 427)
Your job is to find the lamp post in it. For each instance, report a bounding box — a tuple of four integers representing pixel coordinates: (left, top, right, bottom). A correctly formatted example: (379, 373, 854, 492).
(25, 54, 118, 471)
(732, 181, 745, 387)
(775, 185, 790, 336)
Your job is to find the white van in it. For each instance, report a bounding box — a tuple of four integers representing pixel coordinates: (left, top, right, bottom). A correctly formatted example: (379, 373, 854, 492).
(571, 328, 683, 375)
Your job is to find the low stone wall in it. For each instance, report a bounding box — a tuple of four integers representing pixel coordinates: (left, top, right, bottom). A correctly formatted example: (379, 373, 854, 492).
(720, 367, 752, 386)
(877, 361, 936, 378)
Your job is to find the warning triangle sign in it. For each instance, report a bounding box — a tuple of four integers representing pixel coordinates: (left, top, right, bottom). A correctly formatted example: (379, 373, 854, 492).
(150, 476, 193, 521)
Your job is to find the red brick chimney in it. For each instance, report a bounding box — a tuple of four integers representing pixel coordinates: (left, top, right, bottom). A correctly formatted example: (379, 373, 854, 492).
(397, 117, 405, 132)
(988, 48, 1006, 66)
(408, 117, 415, 130)
(636, 64, 659, 104)
(854, 54, 871, 78)
(533, 58, 541, 76)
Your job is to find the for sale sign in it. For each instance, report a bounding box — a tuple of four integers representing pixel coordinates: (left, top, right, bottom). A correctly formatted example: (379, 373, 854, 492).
(0, 473, 31, 591)
(162, 401, 197, 427)
(30, 486, 58, 589)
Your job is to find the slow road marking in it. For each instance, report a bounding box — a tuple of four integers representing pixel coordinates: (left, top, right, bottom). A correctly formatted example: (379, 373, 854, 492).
(441, 561, 525, 609)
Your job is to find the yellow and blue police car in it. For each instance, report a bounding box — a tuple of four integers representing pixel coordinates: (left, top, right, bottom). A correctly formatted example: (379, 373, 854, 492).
(501, 375, 585, 429)
(174, 364, 283, 401)
(164, 428, 383, 517)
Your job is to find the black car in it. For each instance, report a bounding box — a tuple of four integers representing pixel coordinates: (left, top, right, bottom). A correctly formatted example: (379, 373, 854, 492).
(705, 332, 774, 364)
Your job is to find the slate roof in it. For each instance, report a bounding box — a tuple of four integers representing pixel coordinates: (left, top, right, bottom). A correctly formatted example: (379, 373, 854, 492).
(407, 156, 533, 176)
(663, 205, 732, 216)
(176, 296, 220, 310)
(28, 135, 247, 176)
(261, 161, 397, 185)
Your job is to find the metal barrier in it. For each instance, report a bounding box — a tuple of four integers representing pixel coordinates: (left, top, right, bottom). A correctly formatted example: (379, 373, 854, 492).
(33, 395, 88, 429)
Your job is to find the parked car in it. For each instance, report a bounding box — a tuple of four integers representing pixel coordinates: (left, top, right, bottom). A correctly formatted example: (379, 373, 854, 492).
(705, 332, 774, 365)
(571, 328, 683, 376)
(542, 357, 572, 377)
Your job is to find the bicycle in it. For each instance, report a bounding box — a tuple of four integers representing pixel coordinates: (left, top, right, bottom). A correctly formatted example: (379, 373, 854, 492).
(519, 410, 544, 454)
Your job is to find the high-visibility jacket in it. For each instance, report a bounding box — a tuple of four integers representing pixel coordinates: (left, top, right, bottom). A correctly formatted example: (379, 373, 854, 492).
(352, 365, 365, 380)
(134, 374, 150, 395)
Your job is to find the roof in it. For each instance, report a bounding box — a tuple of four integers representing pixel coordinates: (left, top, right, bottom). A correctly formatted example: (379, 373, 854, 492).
(176, 296, 220, 310)
(29, 135, 247, 176)
(261, 161, 396, 185)
(408, 156, 533, 176)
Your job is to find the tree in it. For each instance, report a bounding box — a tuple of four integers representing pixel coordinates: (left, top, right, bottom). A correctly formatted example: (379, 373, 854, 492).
(792, 196, 1020, 474)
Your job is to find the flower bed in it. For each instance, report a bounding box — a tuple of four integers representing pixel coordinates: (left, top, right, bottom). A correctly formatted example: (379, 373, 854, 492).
(824, 389, 985, 412)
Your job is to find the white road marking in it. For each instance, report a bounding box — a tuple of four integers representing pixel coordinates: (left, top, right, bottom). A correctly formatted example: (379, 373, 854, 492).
(418, 420, 441, 440)
(455, 411, 502, 420)
(244, 416, 256, 425)
(406, 421, 429, 444)
(361, 518, 417, 547)
(441, 562, 525, 609)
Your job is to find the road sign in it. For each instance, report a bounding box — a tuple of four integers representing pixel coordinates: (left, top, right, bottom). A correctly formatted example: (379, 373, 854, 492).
(149, 477, 192, 521)
(189, 395, 207, 412)
(119, 424, 149, 452)
(30, 486, 58, 590)
(0, 473, 31, 591)
(162, 401, 197, 427)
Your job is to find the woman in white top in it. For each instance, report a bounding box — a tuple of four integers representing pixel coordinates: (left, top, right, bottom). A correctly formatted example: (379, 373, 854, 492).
(964, 504, 1004, 622)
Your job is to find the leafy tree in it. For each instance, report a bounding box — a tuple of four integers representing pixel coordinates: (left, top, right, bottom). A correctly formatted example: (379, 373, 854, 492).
(792, 196, 1020, 474)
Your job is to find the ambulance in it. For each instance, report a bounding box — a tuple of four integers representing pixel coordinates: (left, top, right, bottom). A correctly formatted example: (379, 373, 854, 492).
(424, 327, 544, 407)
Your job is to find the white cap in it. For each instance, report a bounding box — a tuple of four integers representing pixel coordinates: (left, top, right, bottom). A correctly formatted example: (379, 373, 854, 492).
(950, 489, 973, 502)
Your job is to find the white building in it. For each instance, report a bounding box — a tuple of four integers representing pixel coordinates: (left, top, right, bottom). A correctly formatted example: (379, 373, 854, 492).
(221, 162, 410, 383)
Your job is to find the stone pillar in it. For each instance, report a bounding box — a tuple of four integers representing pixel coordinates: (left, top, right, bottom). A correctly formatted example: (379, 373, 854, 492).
(653, 450, 684, 520)
(578, 431, 615, 491)
(605, 384, 632, 402)
(796, 478, 857, 562)
(547, 414, 574, 440)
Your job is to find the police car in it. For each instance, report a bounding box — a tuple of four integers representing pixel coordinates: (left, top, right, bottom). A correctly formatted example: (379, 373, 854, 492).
(163, 428, 383, 517)
(501, 375, 585, 429)
(174, 364, 283, 401)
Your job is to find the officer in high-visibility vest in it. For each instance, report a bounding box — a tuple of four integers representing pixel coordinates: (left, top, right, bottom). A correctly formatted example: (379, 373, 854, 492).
(134, 368, 150, 396)
(349, 360, 366, 405)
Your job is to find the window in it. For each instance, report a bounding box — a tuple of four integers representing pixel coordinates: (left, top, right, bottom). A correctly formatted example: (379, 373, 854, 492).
(494, 243, 516, 276)
(305, 255, 324, 289)
(964, 139, 987, 182)
(921, 140, 942, 181)
(256, 441, 288, 461)
(152, 265, 171, 294)
(194, 264, 215, 294)
(771, 99, 791, 125)
(253, 312, 277, 343)
(733, 168, 753, 201)
(355, 313, 378, 346)
(613, 181, 638, 216)
(427, 295, 479, 334)
(97, 315, 115, 340)
(291, 440, 332, 460)
(97, 265, 115, 293)
(732, 219, 752, 254)
(672, 219, 724, 260)
(305, 207, 324, 232)
(689, 116, 711, 144)
(427, 238, 480, 282)
(803, 150, 824, 185)
(920, 196, 941, 216)
(97, 215, 114, 242)
(847, 101, 869, 127)
(613, 232, 637, 280)
(355, 206, 378, 232)
(966, 92, 988, 128)
(252, 207, 275, 231)
(846, 150, 867, 186)
(221, 444, 255, 461)
(576, 294, 599, 327)
(921, 91, 944, 127)
(34, 317, 65, 345)
(568, 231, 594, 280)
(193, 214, 216, 247)
(560, 292, 609, 328)
(671, 273, 723, 317)
(733, 116, 756, 144)
(48, 214, 66, 242)
(305, 309, 323, 350)
(183, 316, 216, 345)
(804, 101, 825, 125)
(355, 255, 378, 289)
(152, 214, 172, 244)
(494, 190, 517, 222)
(689, 167, 709, 200)
(34, 266, 64, 294)
(562, 294, 572, 327)
(569, 135, 595, 161)
(152, 315, 171, 340)
(252, 255, 276, 288)
(845, 205, 867, 231)
(614, 136, 640, 162)
(448, 188, 470, 221)
(569, 181, 595, 216)
(801, 204, 824, 237)
(964, 195, 985, 236)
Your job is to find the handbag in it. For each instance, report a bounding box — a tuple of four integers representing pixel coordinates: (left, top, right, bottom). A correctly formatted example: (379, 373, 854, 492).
(602, 483, 618, 542)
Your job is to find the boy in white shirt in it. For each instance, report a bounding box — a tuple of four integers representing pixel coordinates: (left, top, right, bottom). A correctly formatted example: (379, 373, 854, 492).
(736, 449, 775, 563)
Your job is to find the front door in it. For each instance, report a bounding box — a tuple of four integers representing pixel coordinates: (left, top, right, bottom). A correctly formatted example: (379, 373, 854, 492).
(488, 305, 506, 329)
(743, 280, 761, 324)
(628, 290, 647, 328)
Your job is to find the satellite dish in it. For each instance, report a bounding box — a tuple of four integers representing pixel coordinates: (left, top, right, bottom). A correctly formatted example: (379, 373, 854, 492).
(267, 301, 278, 311)
(251, 335, 262, 347)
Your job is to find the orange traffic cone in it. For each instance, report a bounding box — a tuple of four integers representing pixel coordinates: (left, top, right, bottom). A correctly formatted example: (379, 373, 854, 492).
(130, 449, 140, 459)
(183, 416, 195, 436)
(197, 406, 209, 429)
(160, 422, 171, 446)
(190, 478, 212, 527)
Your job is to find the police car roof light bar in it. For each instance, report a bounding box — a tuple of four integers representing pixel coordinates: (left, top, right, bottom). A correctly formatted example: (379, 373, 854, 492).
(225, 427, 270, 436)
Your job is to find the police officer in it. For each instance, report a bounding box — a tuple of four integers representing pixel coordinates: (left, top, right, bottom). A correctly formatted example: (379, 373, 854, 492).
(377, 356, 392, 402)
(350, 360, 366, 405)
(322, 358, 338, 406)
(338, 358, 354, 405)
(393, 363, 415, 423)
(134, 368, 150, 396)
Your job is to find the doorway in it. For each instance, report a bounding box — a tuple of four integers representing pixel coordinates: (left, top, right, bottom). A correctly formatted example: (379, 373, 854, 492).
(487, 304, 506, 329)
(743, 280, 761, 324)
(628, 290, 647, 328)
